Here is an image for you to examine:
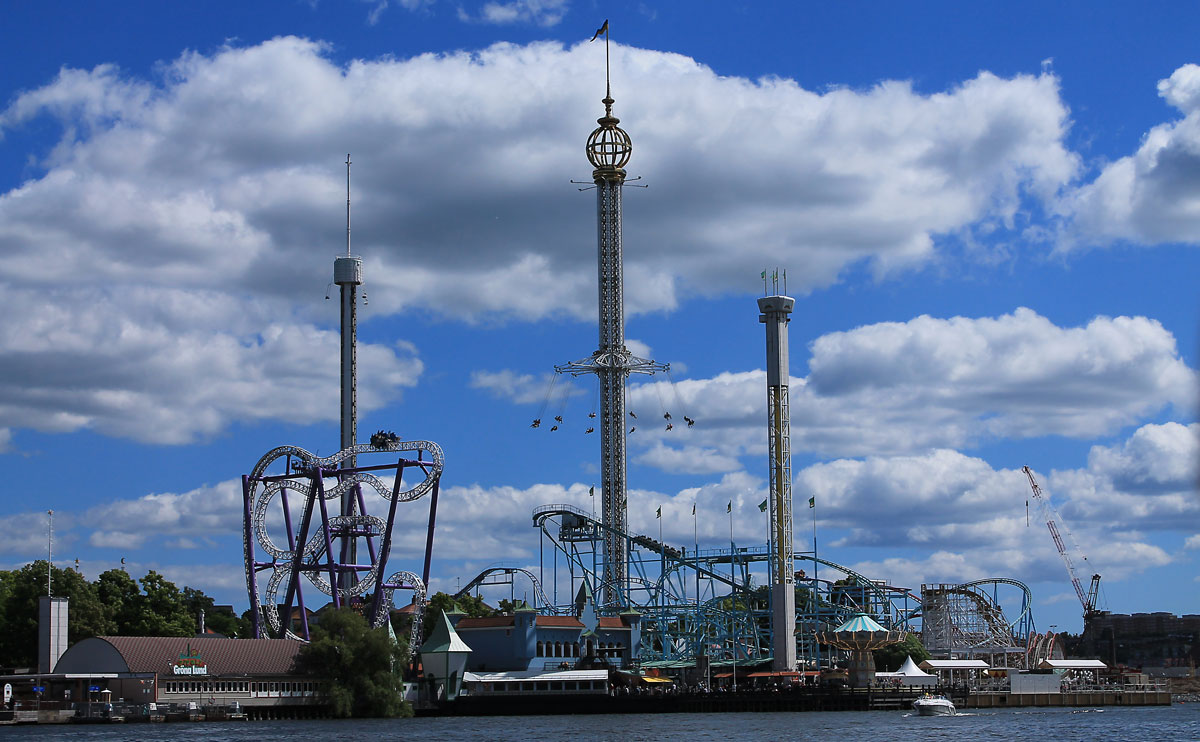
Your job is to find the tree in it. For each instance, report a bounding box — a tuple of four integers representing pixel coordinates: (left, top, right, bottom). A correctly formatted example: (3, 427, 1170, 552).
(95, 568, 142, 634)
(873, 633, 930, 672)
(296, 607, 411, 718)
(420, 592, 495, 641)
(204, 605, 246, 638)
(126, 571, 194, 636)
(0, 562, 112, 668)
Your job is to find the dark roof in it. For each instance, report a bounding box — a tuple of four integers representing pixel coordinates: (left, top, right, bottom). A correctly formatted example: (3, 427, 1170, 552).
(83, 636, 303, 676)
(454, 616, 516, 629)
(535, 616, 585, 628)
(598, 617, 630, 629)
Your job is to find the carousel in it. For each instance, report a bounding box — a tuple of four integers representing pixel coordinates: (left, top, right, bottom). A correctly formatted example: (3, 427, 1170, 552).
(815, 613, 906, 687)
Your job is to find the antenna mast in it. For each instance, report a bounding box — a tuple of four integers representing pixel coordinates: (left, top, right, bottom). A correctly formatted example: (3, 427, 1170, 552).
(346, 154, 352, 257)
(47, 509, 53, 596)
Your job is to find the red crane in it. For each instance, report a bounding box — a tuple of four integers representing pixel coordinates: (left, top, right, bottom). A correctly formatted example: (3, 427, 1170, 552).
(1022, 465, 1102, 618)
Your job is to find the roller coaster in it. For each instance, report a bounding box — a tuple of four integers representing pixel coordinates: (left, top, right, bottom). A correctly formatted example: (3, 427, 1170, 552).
(449, 503, 1044, 669)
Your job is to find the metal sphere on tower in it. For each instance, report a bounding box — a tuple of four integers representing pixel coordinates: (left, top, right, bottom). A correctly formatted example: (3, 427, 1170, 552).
(586, 96, 632, 173)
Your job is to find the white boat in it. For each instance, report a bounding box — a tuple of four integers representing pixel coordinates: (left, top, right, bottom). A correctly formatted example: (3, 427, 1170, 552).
(912, 694, 956, 716)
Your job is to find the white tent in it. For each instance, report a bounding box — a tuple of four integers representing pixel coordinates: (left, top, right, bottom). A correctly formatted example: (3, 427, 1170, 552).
(876, 655, 937, 687)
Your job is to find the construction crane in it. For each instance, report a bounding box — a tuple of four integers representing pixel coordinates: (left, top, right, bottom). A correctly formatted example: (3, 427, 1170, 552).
(1022, 465, 1102, 619)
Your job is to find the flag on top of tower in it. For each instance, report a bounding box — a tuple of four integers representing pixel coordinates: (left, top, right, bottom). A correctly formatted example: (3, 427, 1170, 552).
(692, 503, 696, 516)
(656, 506, 661, 519)
(590, 19, 609, 42)
(808, 496, 815, 508)
(758, 498, 768, 513)
(726, 501, 732, 513)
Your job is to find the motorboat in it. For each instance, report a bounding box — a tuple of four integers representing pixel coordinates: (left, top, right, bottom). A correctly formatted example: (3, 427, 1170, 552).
(912, 693, 956, 716)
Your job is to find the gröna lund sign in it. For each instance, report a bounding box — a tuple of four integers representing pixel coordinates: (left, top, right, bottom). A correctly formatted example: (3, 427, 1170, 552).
(171, 645, 208, 675)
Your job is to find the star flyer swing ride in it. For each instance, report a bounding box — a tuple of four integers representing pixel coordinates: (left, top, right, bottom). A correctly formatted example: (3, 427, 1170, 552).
(242, 156, 442, 651)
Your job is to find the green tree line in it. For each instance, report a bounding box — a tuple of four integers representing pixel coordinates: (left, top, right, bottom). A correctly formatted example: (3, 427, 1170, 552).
(0, 561, 246, 668)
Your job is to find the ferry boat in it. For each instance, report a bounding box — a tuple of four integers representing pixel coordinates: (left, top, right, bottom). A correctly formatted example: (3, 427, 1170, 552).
(912, 693, 956, 716)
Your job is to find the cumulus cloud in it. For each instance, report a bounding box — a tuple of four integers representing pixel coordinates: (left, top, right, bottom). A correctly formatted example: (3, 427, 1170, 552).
(460, 0, 568, 26)
(0, 288, 422, 443)
(0, 511, 62, 554)
(800, 441, 1179, 588)
(470, 370, 562, 404)
(0, 38, 1081, 444)
(629, 308, 1195, 464)
(84, 480, 245, 545)
(1063, 63, 1200, 246)
(1084, 421, 1199, 494)
(1044, 424, 1200, 531)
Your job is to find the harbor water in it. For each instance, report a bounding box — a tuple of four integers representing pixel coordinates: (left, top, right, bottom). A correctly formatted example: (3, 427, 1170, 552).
(5, 705, 1198, 742)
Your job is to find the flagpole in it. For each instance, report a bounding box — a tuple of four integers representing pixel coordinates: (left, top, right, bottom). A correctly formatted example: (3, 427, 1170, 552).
(693, 503, 698, 607)
(658, 505, 664, 632)
(811, 494, 819, 671)
(730, 500, 736, 693)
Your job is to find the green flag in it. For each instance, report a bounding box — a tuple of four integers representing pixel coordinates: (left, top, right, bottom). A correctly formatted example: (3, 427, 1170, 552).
(760, 270, 767, 279)
(692, 503, 696, 516)
(808, 496, 815, 509)
(589, 486, 595, 496)
(656, 506, 661, 519)
(726, 501, 731, 514)
(758, 498, 768, 513)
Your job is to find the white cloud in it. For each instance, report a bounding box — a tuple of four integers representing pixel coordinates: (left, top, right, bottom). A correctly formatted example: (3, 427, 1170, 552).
(0, 39, 1082, 444)
(84, 480, 245, 543)
(470, 369, 561, 405)
(0, 288, 422, 443)
(90, 530, 146, 549)
(1062, 63, 1200, 247)
(1044, 428, 1200, 532)
(459, 0, 569, 27)
(1186, 534, 1200, 550)
(634, 442, 742, 475)
(1084, 421, 1199, 494)
(0, 511, 61, 554)
(631, 309, 1195, 462)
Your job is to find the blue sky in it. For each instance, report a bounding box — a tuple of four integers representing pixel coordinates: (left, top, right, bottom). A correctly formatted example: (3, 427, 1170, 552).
(1, 1, 1197, 635)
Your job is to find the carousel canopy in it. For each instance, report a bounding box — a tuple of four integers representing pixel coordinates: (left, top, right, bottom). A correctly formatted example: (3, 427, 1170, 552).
(815, 613, 905, 650)
(833, 614, 888, 633)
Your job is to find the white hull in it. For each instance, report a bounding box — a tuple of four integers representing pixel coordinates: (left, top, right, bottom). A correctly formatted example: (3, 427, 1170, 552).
(913, 696, 956, 716)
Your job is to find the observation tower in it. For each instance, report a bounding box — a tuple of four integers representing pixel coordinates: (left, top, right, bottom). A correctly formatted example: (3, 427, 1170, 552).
(557, 27, 666, 608)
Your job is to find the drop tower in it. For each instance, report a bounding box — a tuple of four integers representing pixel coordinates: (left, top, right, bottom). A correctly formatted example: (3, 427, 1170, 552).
(334, 154, 362, 588)
(759, 275, 796, 671)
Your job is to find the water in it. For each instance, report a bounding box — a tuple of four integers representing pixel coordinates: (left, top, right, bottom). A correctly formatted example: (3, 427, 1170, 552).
(8, 705, 1199, 741)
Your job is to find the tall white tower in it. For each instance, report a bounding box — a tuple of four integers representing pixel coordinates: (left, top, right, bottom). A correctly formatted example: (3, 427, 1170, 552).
(759, 283, 796, 671)
(557, 30, 666, 608)
(334, 154, 362, 586)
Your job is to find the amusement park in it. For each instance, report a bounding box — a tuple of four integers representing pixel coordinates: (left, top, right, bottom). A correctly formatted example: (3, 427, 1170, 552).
(232, 27, 1109, 704)
(5, 18, 1187, 726)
